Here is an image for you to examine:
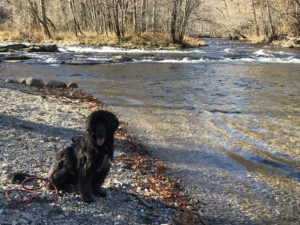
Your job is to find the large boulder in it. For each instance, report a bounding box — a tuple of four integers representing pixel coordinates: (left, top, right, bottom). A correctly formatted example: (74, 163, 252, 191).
(67, 82, 79, 88)
(5, 79, 17, 83)
(23, 45, 59, 52)
(62, 60, 100, 65)
(294, 38, 300, 45)
(0, 47, 9, 52)
(0, 44, 28, 52)
(0, 44, 59, 52)
(113, 55, 132, 62)
(4, 55, 31, 60)
(18, 78, 27, 84)
(25, 78, 44, 87)
(45, 80, 67, 88)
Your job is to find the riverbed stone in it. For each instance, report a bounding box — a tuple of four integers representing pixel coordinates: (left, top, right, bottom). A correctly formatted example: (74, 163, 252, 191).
(18, 78, 27, 84)
(294, 38, 300, 44)
(4, 55, 31, 60)
(18, 218, 28, 224)
(5, 79, 17, 83)
(0, 47, 9, 52)
(113, 55, 132, 62)
(45, 80, 67, 88)
(62, 60, 100, 65)
(0, 44, 27, 52)
(23, 44, 59, 53)
(67, 82, 79, 88)
(25, 77, 44, 87)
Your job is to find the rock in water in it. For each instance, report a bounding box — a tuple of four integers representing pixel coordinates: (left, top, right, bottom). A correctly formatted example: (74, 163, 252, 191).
(4, 55, 31, 60)
(45, 80, 67, 88)
(113, 55, 132, 62)
(23, 45, 59, 52)
(62, 60, 99, 65)
(294, 38, 300, 45)
(18, 78, 27, 84)
(0, 44, 27, 52)
(25, 78, 44, 87)
(5, 79, 17, 83)
(67, 82, 79, 88)
(0, 47, 8, 52)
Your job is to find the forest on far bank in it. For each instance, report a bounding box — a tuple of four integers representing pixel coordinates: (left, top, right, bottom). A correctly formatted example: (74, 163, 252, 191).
(0, 0, 299, 47)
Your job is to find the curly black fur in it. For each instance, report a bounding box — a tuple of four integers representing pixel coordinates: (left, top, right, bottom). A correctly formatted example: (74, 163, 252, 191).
(49, 110, 119, 202)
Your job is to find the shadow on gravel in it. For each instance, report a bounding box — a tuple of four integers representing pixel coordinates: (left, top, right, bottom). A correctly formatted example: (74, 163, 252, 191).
(0, 113, 81, 138)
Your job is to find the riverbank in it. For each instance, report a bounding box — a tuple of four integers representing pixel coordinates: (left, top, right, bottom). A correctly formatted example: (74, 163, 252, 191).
(0, 31, 206, 50)
(0, 79, 206, 225)
(244, 35, 300, 48)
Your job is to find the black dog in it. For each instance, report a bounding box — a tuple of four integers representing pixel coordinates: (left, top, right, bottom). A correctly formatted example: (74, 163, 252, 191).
(48, 110, 119, 202)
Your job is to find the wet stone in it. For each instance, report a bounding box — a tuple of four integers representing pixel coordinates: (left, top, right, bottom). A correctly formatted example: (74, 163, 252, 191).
(67, 82, 79, 88)
(4, 55, 31, 61)
(18, 78, 27, 84)
(5, 79, 17, 83)
(25, 77, 44, 87)
(45, 80, 67, 88)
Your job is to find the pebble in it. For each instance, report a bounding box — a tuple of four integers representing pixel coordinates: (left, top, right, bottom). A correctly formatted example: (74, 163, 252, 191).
(140, 214, 153, 223)
(21, 213, 32, 223)
(18, 218, 29, 224)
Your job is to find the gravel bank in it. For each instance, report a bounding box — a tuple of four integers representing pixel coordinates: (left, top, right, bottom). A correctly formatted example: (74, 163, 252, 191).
(0, 80, 204, 225)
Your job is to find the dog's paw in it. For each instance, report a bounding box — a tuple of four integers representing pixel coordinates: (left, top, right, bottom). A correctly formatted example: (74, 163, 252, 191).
(94, 187, 107, 197)
(81, 194, 96, 203)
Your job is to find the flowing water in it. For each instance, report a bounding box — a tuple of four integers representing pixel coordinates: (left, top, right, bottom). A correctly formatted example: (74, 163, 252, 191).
(1, 39, 300, 224)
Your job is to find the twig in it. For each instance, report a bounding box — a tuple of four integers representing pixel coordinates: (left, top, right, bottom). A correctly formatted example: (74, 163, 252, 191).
(134, 194, 154, 209)
(113, 188, 154, 209)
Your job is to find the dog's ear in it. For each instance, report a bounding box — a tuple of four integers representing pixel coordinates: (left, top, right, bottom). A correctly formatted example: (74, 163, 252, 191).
(86, 112, 96, 135)
(106, 112, 119, 134)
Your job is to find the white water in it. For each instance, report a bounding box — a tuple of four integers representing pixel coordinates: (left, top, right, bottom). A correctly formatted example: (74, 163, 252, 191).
(58, 45, 205, 54)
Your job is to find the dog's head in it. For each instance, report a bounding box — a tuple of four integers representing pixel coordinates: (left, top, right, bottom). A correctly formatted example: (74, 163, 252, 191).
(86, 110, 119, 146)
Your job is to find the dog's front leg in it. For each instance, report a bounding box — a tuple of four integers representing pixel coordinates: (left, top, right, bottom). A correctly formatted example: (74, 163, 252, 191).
(78, 164, 96, 203)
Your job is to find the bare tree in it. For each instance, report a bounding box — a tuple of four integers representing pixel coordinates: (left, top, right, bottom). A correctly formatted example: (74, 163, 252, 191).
(1, 0, 299, 43)
(27, 0, 52, 38)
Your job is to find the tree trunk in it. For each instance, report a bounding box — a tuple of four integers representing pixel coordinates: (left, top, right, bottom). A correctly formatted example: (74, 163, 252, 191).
(132, 0, 137, 33)
(112, 0, 122, 41)
(259, 2, 268, 37)
(170, 0, 179, 44)
(27, 0, 52, 38)
(40, 0, 51, 37)
(69, 0, 83, 37)
(251, 0, 259, 36)
(151, 0, 157, 33)
(266, 0, 275, 41)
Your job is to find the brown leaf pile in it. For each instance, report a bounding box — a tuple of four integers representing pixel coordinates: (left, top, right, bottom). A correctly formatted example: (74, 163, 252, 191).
(116, 155, 191, 209)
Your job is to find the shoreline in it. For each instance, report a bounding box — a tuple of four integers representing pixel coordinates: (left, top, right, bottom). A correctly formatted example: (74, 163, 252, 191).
(0, 78, 206, 225)
(0, 32, 207, 51)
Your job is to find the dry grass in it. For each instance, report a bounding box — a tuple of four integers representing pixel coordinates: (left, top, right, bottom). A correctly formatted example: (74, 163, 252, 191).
(246, 35, 266, 44)
(0, 28, 206, 49)
(183, 35, 208, 47)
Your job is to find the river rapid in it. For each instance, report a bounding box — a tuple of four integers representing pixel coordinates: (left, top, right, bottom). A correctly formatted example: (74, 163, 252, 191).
(1, 39, 299, 225)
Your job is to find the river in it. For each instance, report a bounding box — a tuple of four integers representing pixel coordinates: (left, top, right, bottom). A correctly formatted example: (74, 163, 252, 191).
(0, 39, 300, 225)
